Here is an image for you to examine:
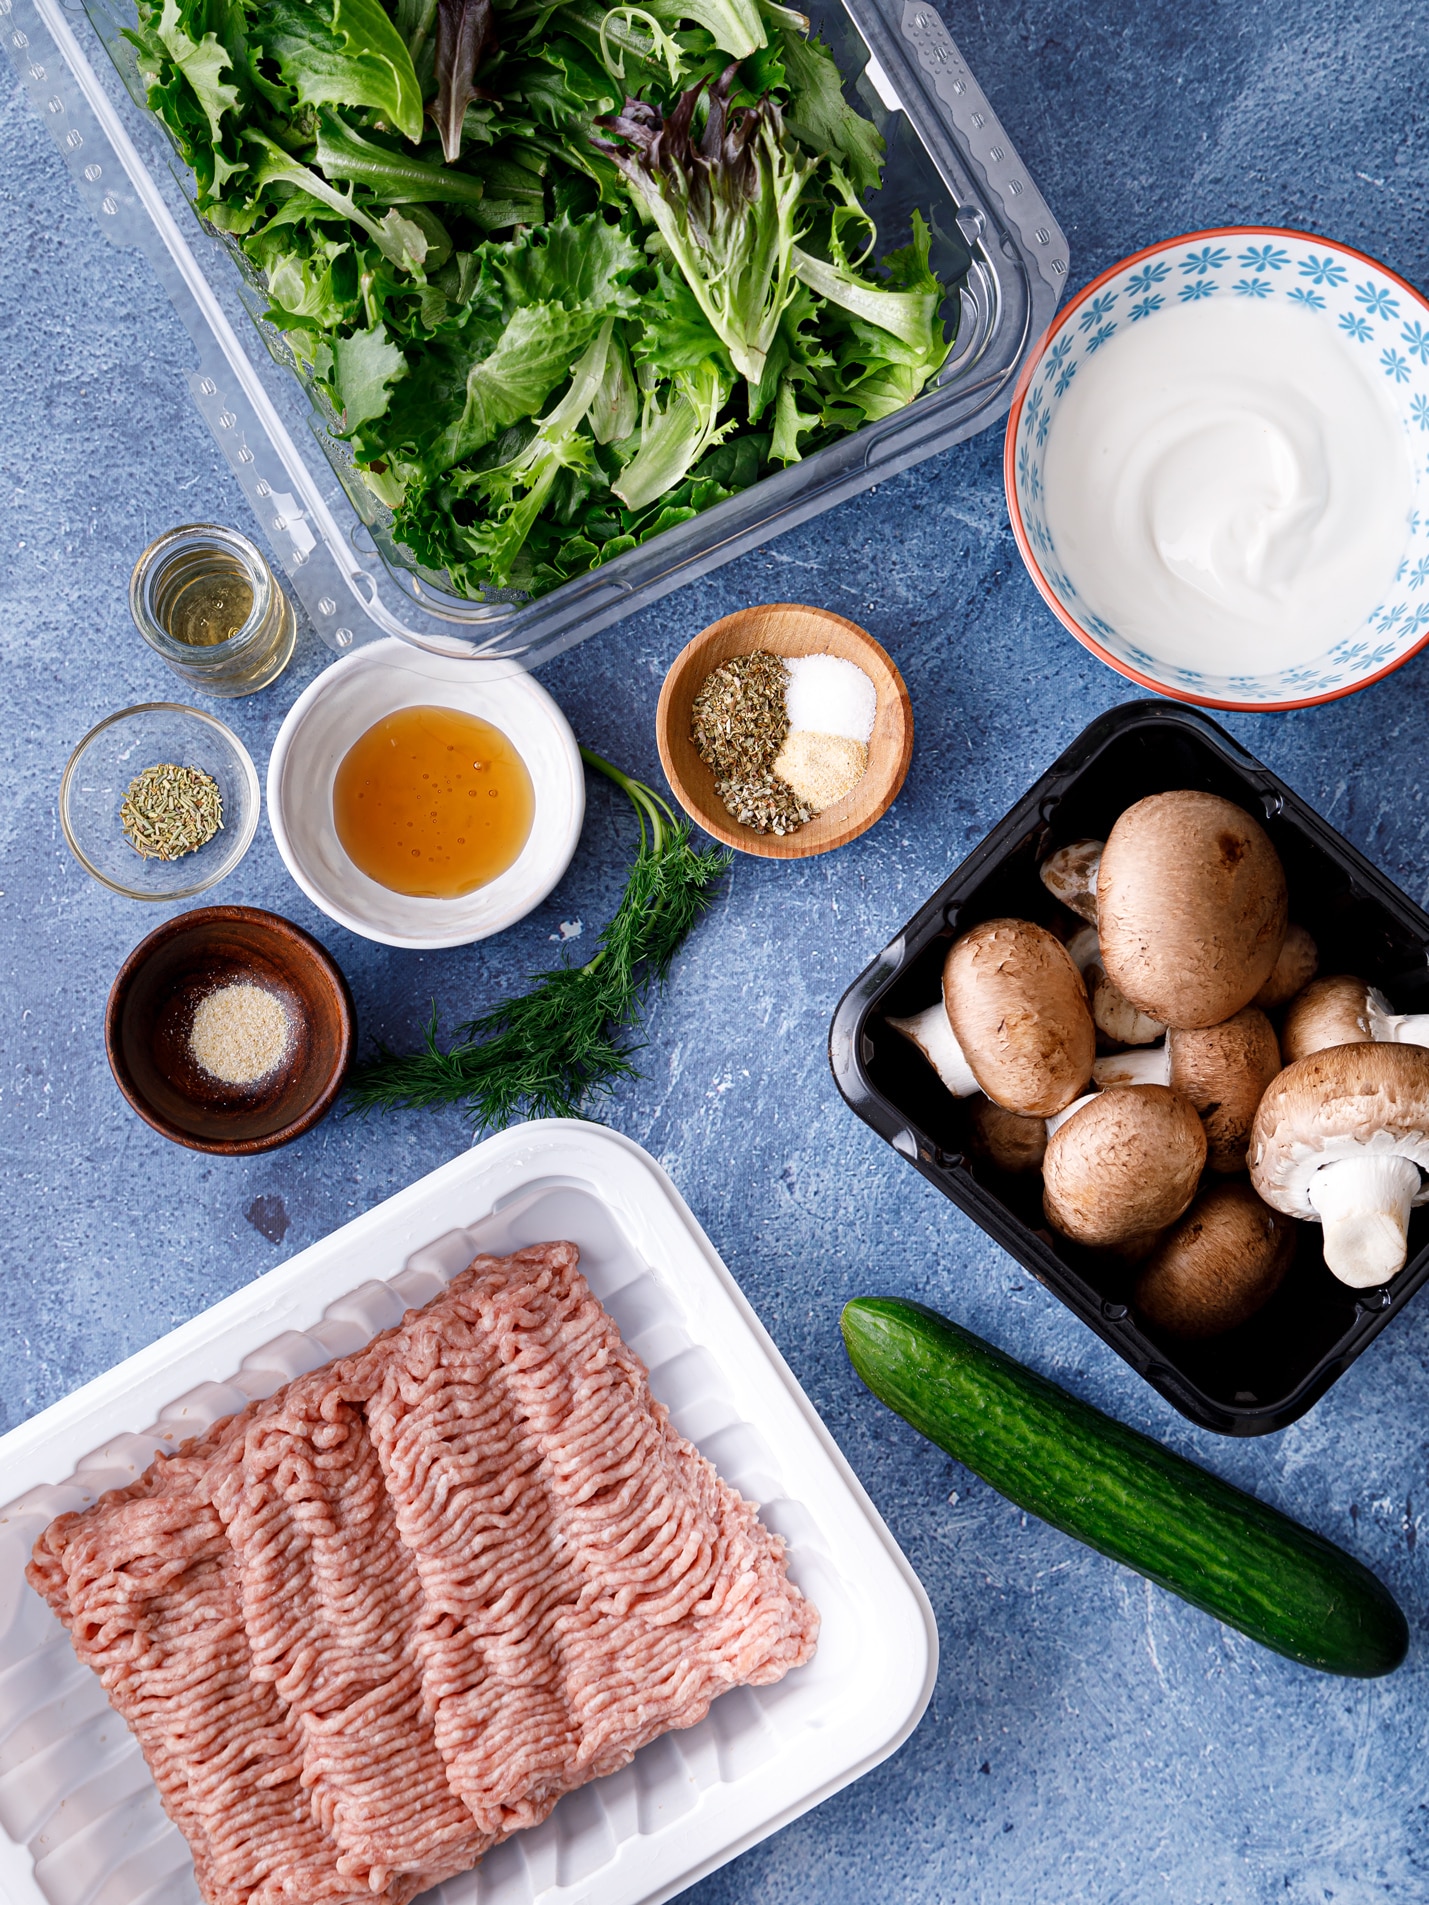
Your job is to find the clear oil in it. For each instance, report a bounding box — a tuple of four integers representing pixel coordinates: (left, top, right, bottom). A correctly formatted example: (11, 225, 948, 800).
(333, 705, 535, 899)
(156, 551, 255, 647)
(131, 524, 296, 696)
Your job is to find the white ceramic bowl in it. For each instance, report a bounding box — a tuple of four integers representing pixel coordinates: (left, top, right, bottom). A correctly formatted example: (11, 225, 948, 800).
(268, 639, 584, 948)
(1005, 226, 1429, 710)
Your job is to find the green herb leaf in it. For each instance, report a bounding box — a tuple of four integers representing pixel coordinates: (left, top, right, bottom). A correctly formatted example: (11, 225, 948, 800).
(345, 749, 730, 1127)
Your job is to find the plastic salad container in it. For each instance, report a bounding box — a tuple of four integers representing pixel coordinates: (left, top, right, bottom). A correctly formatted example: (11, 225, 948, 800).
(829, 701, 1429, 1438)
(5, 0, 1066, 669)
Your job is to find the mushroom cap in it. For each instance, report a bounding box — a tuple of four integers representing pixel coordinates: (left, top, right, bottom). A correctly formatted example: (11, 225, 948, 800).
(967, 1097, 1048, 1175)
(1279, 974, 1373, 1065)
(1248, 1043, 1429, 1219)
(1097, 791, 1288, 1029)
(1168, 1006, 1283, 1173)
(1135, 1181, 1295, 1339)
(942, 918, 1095, 1117)
(1254, 922, 1319, 1010)
(1042, 1085, 1207, 1247)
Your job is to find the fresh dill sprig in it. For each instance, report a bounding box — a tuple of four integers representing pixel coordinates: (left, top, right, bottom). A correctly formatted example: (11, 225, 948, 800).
(345, 747, 731, 1127)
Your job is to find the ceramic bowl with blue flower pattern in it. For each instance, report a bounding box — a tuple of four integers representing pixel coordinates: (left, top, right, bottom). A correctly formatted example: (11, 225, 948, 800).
(1004, 227, 1429, 710)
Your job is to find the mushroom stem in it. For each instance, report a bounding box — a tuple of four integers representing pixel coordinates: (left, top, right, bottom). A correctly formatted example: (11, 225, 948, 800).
(1367, 998, 1429, 1050)
(1093, 1044, 1170, 1090)
(887, 1004, 980, 1097)
(1045, 1091, 1099, 1139)
(1306, 1154, 1422, 1287)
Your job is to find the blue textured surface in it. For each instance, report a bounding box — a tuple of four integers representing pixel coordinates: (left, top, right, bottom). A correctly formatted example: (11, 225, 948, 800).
(5, 3, 1429, 1902)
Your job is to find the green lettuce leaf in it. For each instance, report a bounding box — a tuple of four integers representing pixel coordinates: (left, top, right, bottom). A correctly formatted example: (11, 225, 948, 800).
(491, 211, 644, 311)
(820, 212, 954, 421)
(247, 132, 431, 271)
(644, 0, 765, 59)
(152, 0, 239, 145)
(255, 0, 424, 140)
(772, 12, 883, 196)
(429, 302, 607, 468)
(789, 241, 940, 350)
(587, 325, 640, 442)
(332, 322, 407, 428)
(614, 358, 734, 509)
(314, 111, 488, 206)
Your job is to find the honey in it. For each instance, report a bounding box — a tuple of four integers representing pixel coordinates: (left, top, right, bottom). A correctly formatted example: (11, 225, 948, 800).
(333, 705, 534, 899)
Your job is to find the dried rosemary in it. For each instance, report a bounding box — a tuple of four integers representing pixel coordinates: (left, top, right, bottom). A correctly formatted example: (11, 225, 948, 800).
(690, 650, 810, 835)
(120, 762, 224, 860)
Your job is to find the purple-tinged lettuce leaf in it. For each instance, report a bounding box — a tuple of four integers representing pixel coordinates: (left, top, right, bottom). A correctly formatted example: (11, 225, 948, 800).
(594, 65, 813, 383)
(430, 0, 496, 162)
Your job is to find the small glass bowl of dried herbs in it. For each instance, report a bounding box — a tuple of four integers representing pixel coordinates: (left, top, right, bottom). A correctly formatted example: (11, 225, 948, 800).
(61, 704, 260, 900)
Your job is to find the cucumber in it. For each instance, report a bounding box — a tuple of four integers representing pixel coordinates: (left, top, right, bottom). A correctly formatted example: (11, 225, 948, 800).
(841, 1297, 1407, 1678)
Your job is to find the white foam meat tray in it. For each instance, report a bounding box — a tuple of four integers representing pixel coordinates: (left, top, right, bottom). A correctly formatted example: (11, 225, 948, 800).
(0, 1121, 937, 1905)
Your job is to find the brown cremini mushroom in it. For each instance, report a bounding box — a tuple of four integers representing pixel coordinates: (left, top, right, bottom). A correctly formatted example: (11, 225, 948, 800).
(942, 918, 1096, 1116)
(967, 1098, 1048, 1175)
(1066, 926, 1165, 1047)
(1096, 791, 1288, 1029)
(1040, 839, 1102, 924)
(887, 917, 1095, 1117)
(1249, 1043, 1429, 1287)
(1280, 974, 1429, 1065)
(1135, 1181, 1296, 1338)
(1253, 923, 1319, 1010)
(1042, 1085, 1207, 1248)
(1092, 1006, 1282, 1172)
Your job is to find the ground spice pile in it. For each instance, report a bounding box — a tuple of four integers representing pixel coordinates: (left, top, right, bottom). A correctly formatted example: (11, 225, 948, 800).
(190, 982, 291, 1086)
(120, 762, 223, 860)
(690, 651, 812, 835)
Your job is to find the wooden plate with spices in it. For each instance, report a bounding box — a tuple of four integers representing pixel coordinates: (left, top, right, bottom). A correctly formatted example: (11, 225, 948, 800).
(656, 604, 913, 858)
(105, 905, 354, 1154)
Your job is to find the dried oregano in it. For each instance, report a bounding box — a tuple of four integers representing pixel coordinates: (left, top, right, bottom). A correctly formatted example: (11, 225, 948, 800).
(691, 650, 810, 834)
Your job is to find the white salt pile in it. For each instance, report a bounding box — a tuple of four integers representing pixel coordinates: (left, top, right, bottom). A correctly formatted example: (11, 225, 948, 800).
(784, 653, 877, 744)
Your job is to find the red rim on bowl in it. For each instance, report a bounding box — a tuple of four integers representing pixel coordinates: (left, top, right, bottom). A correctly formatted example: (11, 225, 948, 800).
(1003, 225, 1429, 712)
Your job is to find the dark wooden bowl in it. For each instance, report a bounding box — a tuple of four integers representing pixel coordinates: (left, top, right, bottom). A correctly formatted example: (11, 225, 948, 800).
(656, 604, 914, 858)
(105, 906, 355, 1154)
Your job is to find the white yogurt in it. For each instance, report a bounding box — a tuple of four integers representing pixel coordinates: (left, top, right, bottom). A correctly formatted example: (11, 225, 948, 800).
(1040, 300, 1413, 674)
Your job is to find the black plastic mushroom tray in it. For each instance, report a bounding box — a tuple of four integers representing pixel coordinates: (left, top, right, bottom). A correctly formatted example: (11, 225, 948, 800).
(829, 699, 1429, 1435)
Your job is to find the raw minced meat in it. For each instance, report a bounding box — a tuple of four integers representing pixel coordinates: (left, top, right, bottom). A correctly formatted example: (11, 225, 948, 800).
(28, 1241, 818, 1905)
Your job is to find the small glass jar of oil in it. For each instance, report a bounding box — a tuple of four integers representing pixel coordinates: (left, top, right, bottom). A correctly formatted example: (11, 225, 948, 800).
(130, 524, 297, 696)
